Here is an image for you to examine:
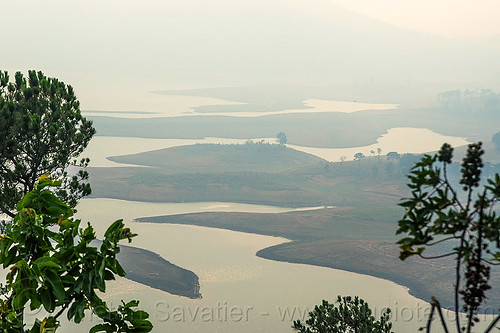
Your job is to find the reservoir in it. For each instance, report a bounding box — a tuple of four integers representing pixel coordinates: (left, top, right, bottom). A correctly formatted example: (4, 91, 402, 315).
(66, 115, 487, 332)
(85, 127, 469, 167)
(82, 98, 397, 118)
(288, 127, 469, 162)
(50, 199, 492, 332)
(69, 199, 426, 332)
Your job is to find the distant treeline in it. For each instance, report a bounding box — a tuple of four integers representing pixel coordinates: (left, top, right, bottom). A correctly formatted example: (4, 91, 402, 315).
(324, 153, 500, 182)
(437, 89, 500, 117)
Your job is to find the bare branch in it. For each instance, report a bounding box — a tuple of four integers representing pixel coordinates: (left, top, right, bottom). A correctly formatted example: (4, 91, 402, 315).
(419, 252, 456, 260)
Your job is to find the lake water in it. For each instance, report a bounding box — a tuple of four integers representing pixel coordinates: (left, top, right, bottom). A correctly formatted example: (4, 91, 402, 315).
(82, 94, 246, 118)
(69, 114, 490, 332)
(31, 198, 489, 333)
(289, 127, 469, 162)
(265, 98, 398, 116)
(85, 127, 468, 167)
(82, 97, 397, 118)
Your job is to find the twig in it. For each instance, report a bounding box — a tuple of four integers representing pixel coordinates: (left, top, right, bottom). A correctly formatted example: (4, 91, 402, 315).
(484, 313, 500, 333)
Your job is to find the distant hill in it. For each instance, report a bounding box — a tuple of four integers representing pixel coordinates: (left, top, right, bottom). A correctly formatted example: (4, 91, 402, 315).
(107, 142, 326, 173)
(5, 0, 499, 98)
(126, 0, 499, 86)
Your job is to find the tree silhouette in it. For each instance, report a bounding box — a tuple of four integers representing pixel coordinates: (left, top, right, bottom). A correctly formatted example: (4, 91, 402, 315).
(293, 296, 392, 333)
(354, 152, 365, 163)
(397, 142, 500, 333)
(0, 70, 95, 218)
(386, 152, 400, 161)
(276, 132, 287, 145)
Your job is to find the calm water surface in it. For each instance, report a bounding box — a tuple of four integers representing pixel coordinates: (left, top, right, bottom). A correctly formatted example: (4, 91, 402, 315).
(85, 127, 468, 167)
(289, 127, 469, 162)
(67, 114, 487, 332)
(39, 199, 491, 333)
(82, 97, 396, 118)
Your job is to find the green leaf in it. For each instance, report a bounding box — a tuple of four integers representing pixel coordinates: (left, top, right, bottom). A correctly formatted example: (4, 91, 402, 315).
(67, 299, 86, 323)
(59, 219, 75, 230)
(103, 269, 115, 281)
(3, 247, 19, 267)
(126, 310, 150, 321)
(104, 220, 124, 239)
(13, 291, 29, 310)
(35, 257, 61, 269)
(43, 269, 65, 302)
(41, 288, 55, 312)
(16, 192, 36, 211)
(30, 292, 42, 310)
(122, 300, 140, 309)
(89, 324, 115, 333)
(128, 320, 153, 332)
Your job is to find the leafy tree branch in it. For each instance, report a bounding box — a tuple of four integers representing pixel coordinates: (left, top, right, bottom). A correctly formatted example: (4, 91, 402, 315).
(397, 142, 500, 333)
(0, 176, 152, 332)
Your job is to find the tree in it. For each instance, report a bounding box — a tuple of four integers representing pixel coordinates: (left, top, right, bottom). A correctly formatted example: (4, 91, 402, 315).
(397, 142, 500, 333)
(377, 147, 382, 160)
(0, 176, 153, 332)
(276, 132, 287, 145)
(386, 152, 400, 161)
(353, 152, 365, 162)
(292, 296, 392, 333)
(0, 70, 95, 218)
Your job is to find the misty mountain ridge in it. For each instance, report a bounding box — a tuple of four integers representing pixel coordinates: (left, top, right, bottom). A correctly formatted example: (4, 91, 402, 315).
(3, 0, 499, 90)
(142, 0, 500, 86)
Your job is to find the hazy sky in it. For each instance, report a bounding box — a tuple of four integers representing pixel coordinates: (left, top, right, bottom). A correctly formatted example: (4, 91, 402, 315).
(333, 0, 500, 39)
(1, 0, 499, 111)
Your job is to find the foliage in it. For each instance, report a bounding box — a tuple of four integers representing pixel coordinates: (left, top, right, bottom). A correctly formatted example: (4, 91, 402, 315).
(276, 132, 287, 145)
(437, 89, 500, 117)
(354, 152, 365, 161)
(396, 142, 500, 333)
(386, 152, 400, 161)
(0, 176, 152, 332)
(0, 70, 95, 218)
(292, 296, 392, 333)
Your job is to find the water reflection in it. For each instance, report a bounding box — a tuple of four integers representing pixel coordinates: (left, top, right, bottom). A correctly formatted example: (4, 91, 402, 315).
(60, 199, 495, 333)
(84, 127, 468, 167)
(82, 95, 245, 118)
(289, 127, 469, 162)
(82, 97, 396, 118)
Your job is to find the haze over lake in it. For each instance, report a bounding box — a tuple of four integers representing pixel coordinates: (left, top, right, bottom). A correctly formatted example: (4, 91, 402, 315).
(67, 199, 493, 333)
(3, 0, 500, 332)
(85, 127, 468, 167)
(69, 125, 491, 332)
(82, 98, 399, 118)
(14, 180, 500, 333)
